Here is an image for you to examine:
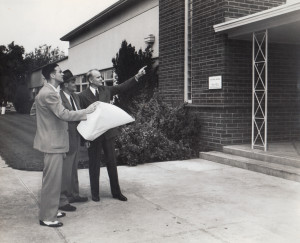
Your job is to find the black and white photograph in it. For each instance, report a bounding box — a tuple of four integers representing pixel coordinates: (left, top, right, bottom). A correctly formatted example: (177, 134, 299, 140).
(0, 0, 299, 242)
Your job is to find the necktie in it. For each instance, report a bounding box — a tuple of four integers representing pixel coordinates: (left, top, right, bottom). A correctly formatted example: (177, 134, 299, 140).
(95, 90, 99, 100)
(70, 96, 76, 110)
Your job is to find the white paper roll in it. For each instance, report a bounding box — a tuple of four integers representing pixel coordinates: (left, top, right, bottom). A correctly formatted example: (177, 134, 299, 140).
(77, 102, 135, 141)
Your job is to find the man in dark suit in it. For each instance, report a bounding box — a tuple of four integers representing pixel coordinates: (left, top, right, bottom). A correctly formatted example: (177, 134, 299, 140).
(78, 66, 146, 202)
(58, 70, 88, 213)
(34, 63, 98, 227)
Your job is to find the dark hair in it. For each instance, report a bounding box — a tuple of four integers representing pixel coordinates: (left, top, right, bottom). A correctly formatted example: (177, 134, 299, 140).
(42, 63, 59, 81)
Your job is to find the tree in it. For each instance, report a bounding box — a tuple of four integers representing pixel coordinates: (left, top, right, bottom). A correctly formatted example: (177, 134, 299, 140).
(111, 41, 201, 166)
(0, 42, 26, 106)
(0, 42, 65, 112)
(112, 40, 157, 113)
(24, 44, 65, 71)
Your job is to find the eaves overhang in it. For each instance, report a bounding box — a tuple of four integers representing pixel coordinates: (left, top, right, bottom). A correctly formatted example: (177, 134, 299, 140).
(60, 0, 136, 41)
(30, 56, 69, 73)
(213, 2, 300, 44)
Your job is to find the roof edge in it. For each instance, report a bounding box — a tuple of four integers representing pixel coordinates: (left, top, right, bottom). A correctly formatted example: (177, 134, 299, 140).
(60, 0, 129, 41)
(30, 56, 69, 73)
(214, 2, 300, 33)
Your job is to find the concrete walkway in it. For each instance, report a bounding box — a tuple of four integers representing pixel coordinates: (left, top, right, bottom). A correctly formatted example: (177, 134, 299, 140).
(1, 156, 300, 243)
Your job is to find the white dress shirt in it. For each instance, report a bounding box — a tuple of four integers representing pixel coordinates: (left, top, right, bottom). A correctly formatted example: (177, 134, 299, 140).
(89, 86, 98, 96)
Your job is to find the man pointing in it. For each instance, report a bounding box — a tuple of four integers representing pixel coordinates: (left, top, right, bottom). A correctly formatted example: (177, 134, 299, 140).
(78, 66, 146, 202)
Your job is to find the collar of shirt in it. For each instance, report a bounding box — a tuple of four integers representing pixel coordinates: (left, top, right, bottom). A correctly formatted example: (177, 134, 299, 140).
(48, 83, 60, 93)
(90, 86, 98, 96)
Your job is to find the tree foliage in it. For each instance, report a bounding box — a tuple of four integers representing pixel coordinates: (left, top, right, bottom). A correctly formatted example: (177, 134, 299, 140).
(0, 42, 65, 111)
(112, 40, 157, 113)
(112, 41, 201, 165)
(0, 42, 26, 106)
(24, 44, 65, 71)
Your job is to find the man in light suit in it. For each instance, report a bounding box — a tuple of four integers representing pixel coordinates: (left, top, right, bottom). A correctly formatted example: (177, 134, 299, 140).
(34, 63, 98, 227)
(78, 66, 146, 202)
(59, 70, 88, 211)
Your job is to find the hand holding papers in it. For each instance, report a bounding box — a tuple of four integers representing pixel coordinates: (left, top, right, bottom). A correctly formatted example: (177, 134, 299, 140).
(77, 102, 135, 141)
(85, 101, 100, 114)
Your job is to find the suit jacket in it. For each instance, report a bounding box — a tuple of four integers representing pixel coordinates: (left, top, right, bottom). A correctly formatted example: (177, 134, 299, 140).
(78, 76, 137, 140)
(33, 83, 87, 153)
(60, 91, 82, 151)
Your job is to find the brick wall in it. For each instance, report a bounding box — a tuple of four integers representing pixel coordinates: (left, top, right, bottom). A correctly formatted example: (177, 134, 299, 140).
(190, 106, 252, 151)
(224, 0, 286, 18)
(159, 0, 300, 151)
(268, 44, 300, 142)
(159, 0, 185, 105)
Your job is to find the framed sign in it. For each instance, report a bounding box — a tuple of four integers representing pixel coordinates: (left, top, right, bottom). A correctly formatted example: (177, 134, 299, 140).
(209, 76, 222, 89)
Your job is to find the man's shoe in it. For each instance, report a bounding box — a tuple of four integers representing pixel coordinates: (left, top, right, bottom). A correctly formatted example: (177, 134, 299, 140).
(69, 196, 88, 203)
(113, 193, 127, 201)
(40, 220, 63, 227)
(92, 195, 100, 202)
(57, 212, 66, 218)
(58, 204, 76, 212)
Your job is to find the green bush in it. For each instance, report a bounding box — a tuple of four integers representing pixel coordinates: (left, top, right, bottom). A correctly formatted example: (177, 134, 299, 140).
(115, 92, 201, 166)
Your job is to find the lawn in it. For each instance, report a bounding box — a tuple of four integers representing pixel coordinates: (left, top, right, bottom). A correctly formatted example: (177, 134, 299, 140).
(0, 112, 89, 171)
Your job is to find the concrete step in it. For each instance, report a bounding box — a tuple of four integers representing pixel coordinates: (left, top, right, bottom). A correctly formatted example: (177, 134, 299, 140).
(199, 151, 300, 183)
(223, 146, 300, 168)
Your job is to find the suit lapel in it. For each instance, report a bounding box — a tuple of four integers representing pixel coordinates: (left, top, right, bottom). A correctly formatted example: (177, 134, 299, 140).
(72, 93, 81, 110)
(86, 87, 98, 102)
(60, 90, 72, 110)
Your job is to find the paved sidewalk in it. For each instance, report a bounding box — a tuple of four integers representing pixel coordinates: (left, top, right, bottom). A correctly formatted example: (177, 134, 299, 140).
(1, 156, 300, 243)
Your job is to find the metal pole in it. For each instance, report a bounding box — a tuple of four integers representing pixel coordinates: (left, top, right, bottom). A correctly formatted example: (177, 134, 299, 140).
(252, 32, 255, 150)
(264, 29, 268, 151)
(184, 0, 189, 102)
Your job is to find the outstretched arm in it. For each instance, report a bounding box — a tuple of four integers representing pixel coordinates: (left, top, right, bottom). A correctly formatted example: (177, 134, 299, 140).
(110, 66, 147, 96)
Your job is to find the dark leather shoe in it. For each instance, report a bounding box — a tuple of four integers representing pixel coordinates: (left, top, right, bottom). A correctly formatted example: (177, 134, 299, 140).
(58, 204, 76, 211)
(113, 193, 127, 201)
(57, 212, 66, 218)
(92, 195, 100, 202)
(40, 220, 63, 227)
(69, 196, 88, 203)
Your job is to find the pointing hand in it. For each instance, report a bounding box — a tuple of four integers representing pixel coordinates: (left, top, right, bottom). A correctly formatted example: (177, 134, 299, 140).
(135, 66, 147, 80)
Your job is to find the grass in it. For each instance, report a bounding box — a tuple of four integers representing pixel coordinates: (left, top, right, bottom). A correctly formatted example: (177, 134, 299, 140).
(0, 112, 90, 171)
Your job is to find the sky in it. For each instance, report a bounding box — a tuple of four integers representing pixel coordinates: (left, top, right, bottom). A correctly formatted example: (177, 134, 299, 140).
(1, 0, 299, 55)
(0, 0, 119, 54)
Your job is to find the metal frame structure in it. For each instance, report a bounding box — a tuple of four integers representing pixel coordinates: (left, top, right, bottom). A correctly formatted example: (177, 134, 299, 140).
(252, 30, 268, 151)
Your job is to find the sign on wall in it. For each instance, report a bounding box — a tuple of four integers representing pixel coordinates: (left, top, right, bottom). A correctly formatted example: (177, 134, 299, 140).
(209, 76, 222, 89)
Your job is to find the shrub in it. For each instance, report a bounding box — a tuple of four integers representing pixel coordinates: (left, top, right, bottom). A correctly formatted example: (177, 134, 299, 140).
(13, 84, 33, 114)
(112, 40, 201, 165)
(115, 92, 201, 166)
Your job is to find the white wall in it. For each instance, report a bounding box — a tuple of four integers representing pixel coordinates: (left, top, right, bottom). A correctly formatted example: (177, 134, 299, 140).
(29, 58, 69, 88)
(57, 58, 69, 71)
(67, 0, 159, 75)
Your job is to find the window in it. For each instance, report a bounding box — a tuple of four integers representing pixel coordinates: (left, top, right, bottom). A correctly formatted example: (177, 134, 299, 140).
(75, 75, 88, 92)
(101, 68, 114, 86)
(74, 68, 115, 92)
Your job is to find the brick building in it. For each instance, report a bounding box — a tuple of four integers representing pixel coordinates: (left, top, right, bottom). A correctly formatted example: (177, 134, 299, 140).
(159, 0, 300, 151)
(44, 0, 299, 152)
